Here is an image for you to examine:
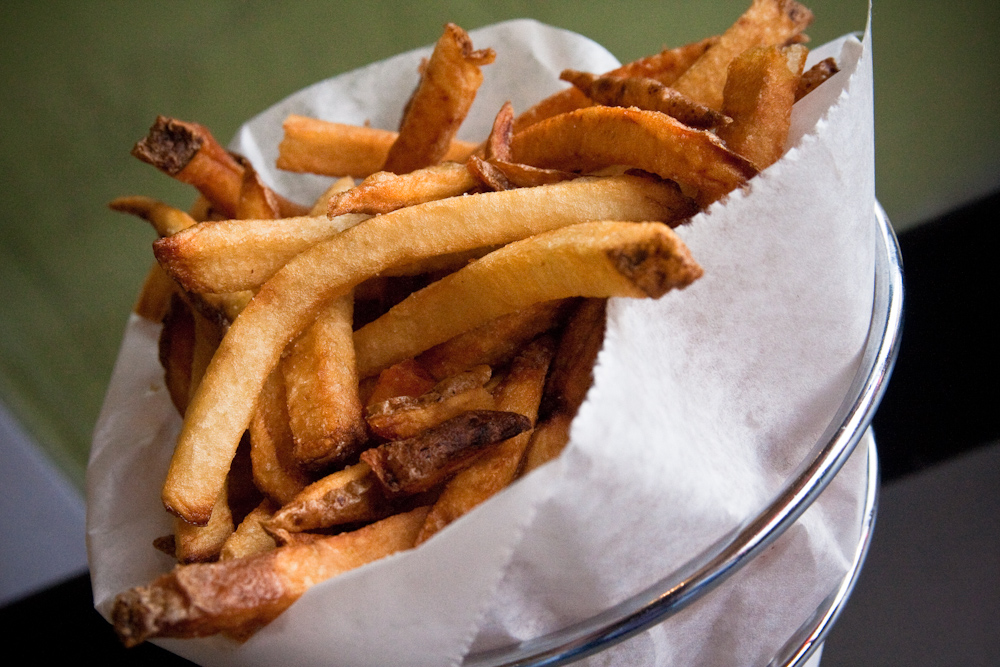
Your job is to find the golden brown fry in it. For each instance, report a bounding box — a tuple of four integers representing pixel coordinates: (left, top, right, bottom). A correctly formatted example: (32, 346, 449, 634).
(163, 175, 683, 525)
(249, 369, 310, 505)
(541, 298, 607, 419)
(188, 307, 224, 406)
(134, 261, 178, 322)
(485, 101, 514, 162)
(559, 70, 732, 130)
(112, 506, 431, 646)
(309, 176, 356, 215)
(153, 212, 370, 294)
(173, 486, 233, 564)
(417, 336, 554, 544)
(671, 0, 813, 110)
(366, 358, 438, 407)
(510, 106, 755, 207)
(235, 157, 281, 219)
(109, 195, 198, 237)
(158, 294, 196, 415)
(277, 115, 478, 178)
(513, 37, 717, 133)
(487, 159, 578, 189)
(467, 155, 513, 191)
(354, 220, 702, 378)
(132, 115, 307, 218)
(417, 299, 574, 381)
(220, 500, 278, 561)
(328, 162, 478, 216)
(361, 410, 532, 496)
(365, 365, 496, 440)
(281, 295, 366, 470)
(264, 463, 391, 534)
(795, 56, 839, 101)
(718, 45, 808, 170)
(520, 412, 574, 475)
(382, 23, 495, 174)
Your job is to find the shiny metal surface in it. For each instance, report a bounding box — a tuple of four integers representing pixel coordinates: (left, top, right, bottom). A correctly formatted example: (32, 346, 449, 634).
(465, 204, 904, 667)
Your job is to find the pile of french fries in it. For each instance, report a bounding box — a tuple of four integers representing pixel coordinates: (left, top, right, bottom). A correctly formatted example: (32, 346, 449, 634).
(108, 0, 841, 647)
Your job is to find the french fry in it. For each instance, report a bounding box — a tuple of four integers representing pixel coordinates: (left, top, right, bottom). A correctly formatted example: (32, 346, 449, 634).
(361, 410, 532, 496)
(718, 44, 808, 170)
(512, 36, 717, 133)
(153, 212, 370, 294)
(249, 369, 310, 505)
(510, 105, 756, 207)
(158, 294, 196, 415)
(520, 411, 574, 475)
(540, 298, 607, 419)
(109, 195, 198, 237)
(111, 506, 431, 646)
(132, 115, 308, 218)
(309, 176, 356, 215)
(277, 115, 478, 178)
(263, 462, 391, 534)
(365, 358, 438, 407)
(416, 299, 574, 381)
(559, 70, 732, 130)
(671, 0, 813, 110)
(365, 365, 496, 440)
(382, 23, 495, 174)
(353, 221, 702, 378)
(328, 162, 478, 216)
(235, 157, 281, 219)
(172, 485, 233, 564)
(163, 175, 690, 526)
(281, 295, 367, 470)
(220, 500, 278, 561)
(133, 261, 178, 323)
(417, 336, 554, 544)
(795, 56, 839, 101)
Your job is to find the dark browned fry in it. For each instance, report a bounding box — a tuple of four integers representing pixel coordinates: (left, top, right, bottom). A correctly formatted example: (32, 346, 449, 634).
(795, 56, 839, 100)
(541, 298, 607, 419)
(467, 155, 513, 191)
(361, 410, 532, 495)
(559, 70, 732, 130)
(485, 101, 515, 162)
(235, 156, 281, 219)
(382, 23, 495, 174)
(158, 294, 196, 416)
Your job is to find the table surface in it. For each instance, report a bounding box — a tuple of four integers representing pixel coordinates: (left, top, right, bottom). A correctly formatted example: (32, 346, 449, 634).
(2, 0, 999, 489)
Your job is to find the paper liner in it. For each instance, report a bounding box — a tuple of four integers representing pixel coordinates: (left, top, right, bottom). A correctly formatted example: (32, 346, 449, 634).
(88, 11, 876, 666)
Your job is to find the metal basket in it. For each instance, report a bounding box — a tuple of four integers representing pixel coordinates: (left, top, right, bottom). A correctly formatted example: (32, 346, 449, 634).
(467, 203, 904, 667)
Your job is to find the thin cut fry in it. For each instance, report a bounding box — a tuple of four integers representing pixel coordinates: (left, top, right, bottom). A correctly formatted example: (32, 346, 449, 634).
(417, 336, 554, 544)
(361, 410, 532, 496)
(510, 106, 756, 207)
(671, 0, 813, 110)
(277, 115, 478, 178)
(328, 162, 478, 217)
(109, 195, 197, 237)
(163, 175, 690, 525)
(795, 56, 839, 101)
(111, 506, 430, 646)
(133, 261, 177, 322)
(382, 23, 495, 174)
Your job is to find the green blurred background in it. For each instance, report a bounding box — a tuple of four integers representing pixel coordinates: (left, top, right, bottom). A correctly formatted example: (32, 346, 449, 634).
(2, 0, 998, 490)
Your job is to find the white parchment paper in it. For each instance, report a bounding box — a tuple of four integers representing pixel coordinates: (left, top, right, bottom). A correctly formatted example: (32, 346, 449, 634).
(88, 12, 876, 667)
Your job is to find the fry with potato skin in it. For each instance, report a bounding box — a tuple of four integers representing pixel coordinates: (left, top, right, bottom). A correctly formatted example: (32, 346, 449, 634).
(327, 162, 478, 217)
(264, 462, 390, 534)
(795, 56, 839, 101)
(510, 106, 757, 207)
(382, 23, 495, 174)
(162, 176, 692, 525)
(112, 506, 430, 646)
(353, 221, 702, 378)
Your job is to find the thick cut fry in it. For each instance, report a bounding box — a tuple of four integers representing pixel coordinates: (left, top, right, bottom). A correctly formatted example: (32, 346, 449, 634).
(109, 195, 198, 237)
(513, 36, 717, 133)
(718, 45, 808, 170)
(281, 295, 366, 470)
(510, 106, 756, 207)
(153, 212, 370, 294)
(417, 336, 554, 544)
(132, 116, 307, 218)
(249, 369, 310, 505)
(559, 70, 732, 130)
(416, 299, 574, 380)
(541, 298, 608, 419)
(163, 175, 685, 524)
(328, 162, 477, 217)
(361, 410, 532, 496)
(382, 23, 495, 174)
(353, 221, 702, 378)
(366, 365, 496, 440)
(795, 56, 839, 101)
(220, 500, 277, 561)
(671, 0, 813, 110)
(112, 506, 430, 646)
(277, 115, 478, 178)
(264, 463, 390, 534)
